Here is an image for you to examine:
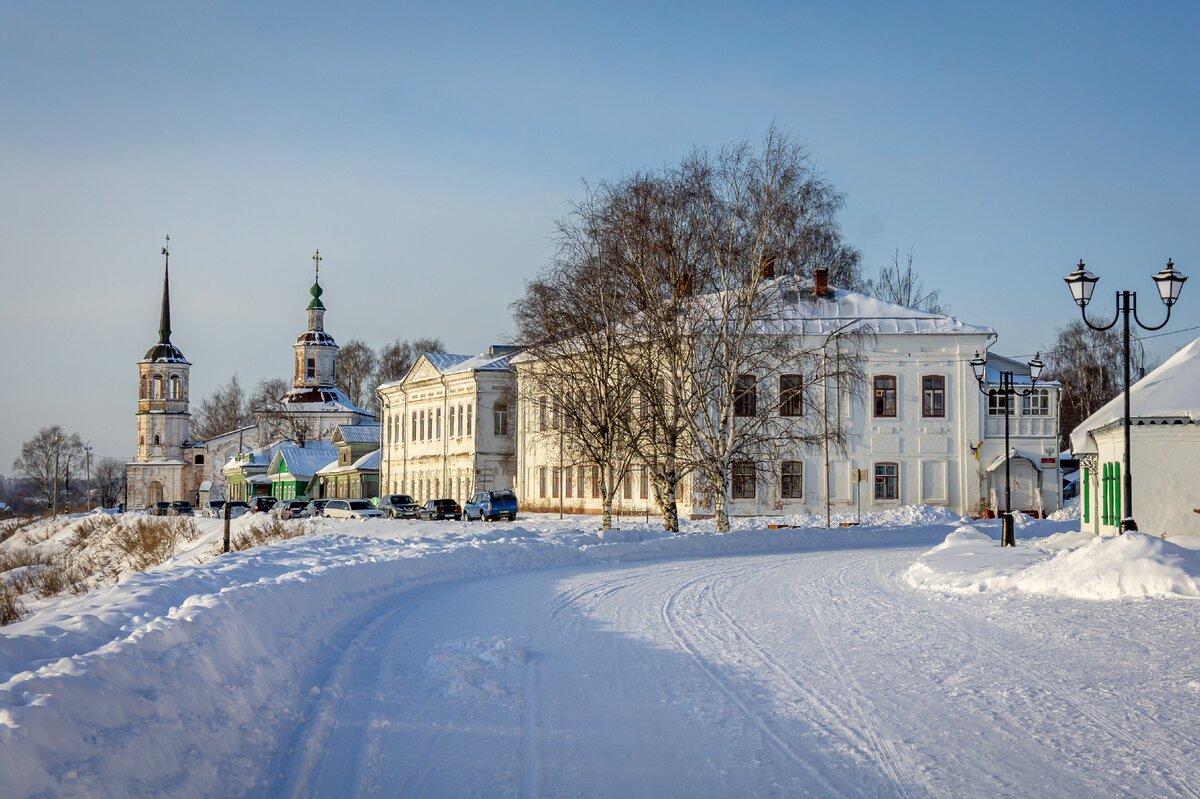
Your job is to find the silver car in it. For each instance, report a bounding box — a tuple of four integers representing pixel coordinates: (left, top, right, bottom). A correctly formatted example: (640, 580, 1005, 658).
(322, 499, 385, 519)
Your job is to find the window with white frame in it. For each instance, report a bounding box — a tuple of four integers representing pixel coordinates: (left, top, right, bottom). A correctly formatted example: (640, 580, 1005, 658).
(874, 462, 899, 500)
(1022, 388, 1050, 416)
(987, 390, 1011, 416)
(781, 461, 803, 499)
(494, 403, 509, 436)
(732, 461, 756, 499)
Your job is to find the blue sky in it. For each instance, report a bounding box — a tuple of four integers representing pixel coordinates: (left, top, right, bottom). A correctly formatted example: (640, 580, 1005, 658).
(2, 1, 1198, 471)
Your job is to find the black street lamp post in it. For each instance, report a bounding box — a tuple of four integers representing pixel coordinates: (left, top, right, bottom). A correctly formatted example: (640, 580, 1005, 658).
(1063, 259, 1187, 533)
(970, 351, 1044, 547)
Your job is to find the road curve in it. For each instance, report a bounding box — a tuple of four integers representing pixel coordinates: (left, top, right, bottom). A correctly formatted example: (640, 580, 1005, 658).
(255, 546, 1200, 798)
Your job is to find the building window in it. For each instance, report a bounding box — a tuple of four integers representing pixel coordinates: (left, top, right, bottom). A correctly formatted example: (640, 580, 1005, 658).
(873, 376, 897, 418)
(140, 376, 147, 399)
(411, 412, 417, 442)
(153, 375, 164, 399)
(419, 411, 426, 441)
(922, 375, 945, 418)
(779, 375, 803, 416)
(552, 467, 561, 499)
(494, 403, 509, 436)
(1022, 388, 1050, 416)
(539, 397, 547, 432)
(565, 467, 573, 498)
(436, 408, 442, 439)
(988, 390, 1011, 416)
(733, 374, 757, 417)
(195, 454, 205, 465)
(170, 375, 181, 400)
(306, 358, 315, 380)
(623, 471, 633, 500)
(874, 462, 899, 500)
(732, 462, 756, 499)
(538, 467, 546, 499)
(781, 461, 803, 499)
(592, 465, 600, 498)
(577, 466, 586, 500)
(466, 405, 473, 436)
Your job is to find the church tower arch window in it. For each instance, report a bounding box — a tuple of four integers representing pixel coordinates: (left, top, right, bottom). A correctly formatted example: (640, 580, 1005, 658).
(170, 374, 181, 399)
(140, 376, 147, 399)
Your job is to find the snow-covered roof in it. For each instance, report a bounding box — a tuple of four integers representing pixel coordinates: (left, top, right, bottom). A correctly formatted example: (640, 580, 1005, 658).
(280, 385, 372, 417)
(378, 350, 516, 391)
(269, 443, 338, 481)
(1071, 336, 1200, 454)
(765, 282, 995, 336)
(334, 423, 380, 444)
(222, 439, 292, 472)
(316, 449, 381, 476)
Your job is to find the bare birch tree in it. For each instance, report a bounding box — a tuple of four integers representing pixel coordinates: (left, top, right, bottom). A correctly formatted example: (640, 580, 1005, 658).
(864, 247, 946, 313)
(513, 204, 639, 530)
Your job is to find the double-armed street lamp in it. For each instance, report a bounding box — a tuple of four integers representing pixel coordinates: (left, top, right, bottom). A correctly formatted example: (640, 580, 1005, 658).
(1063, 259, 1187, 533)
(970, 351, 1044, 547)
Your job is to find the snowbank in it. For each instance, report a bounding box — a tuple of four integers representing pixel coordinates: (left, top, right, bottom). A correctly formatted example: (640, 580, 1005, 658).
(907, 527, 1200, 600)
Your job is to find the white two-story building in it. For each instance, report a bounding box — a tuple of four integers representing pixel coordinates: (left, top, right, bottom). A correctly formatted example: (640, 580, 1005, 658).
(514, 275, 1062, 520)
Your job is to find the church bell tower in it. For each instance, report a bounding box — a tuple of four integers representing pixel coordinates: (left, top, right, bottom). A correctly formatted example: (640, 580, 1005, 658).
(135, 239, 192, 462)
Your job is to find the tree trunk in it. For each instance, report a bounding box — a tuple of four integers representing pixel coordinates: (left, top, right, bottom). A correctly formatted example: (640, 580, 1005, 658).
(599, 479, 613, 531)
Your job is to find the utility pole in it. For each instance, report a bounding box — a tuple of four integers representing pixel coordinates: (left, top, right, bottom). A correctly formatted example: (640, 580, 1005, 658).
(84, 440, 93, 512)
(51, 433, 61, 518)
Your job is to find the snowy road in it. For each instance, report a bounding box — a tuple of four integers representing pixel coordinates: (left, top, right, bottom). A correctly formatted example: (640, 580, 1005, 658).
(256, 545, 1200, 798)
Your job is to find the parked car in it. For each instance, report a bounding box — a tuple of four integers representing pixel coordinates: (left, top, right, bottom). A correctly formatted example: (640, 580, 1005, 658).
(203, 500, 225, 518)
(225, 501, 251, 519)
(168, 501, 195, 517)
(379, 494, 420, 519)
(149, 501, 172, 516)
(323, 499, 385, 520)
(418, 498, 462, 521)
(272, 500, 309, 520)
(301, 499, 329, 518)
(463, 489, 519, 522)
(250, 496, 278, 514)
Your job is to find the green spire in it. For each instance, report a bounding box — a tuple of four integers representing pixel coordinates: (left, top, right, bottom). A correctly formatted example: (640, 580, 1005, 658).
(308, 248, 325, 310)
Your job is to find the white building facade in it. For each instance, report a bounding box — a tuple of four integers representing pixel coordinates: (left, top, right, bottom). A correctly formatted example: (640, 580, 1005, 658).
(377, 348, 517, 504)
(515, 278, 1062, 520)
(1072, 336, 1200, 537)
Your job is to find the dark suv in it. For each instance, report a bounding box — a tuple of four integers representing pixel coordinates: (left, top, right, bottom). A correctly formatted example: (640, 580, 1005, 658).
(418, 498, 462, 521)
(463, 490, 518, 522)
(168, 501, 195, 517)
(250, 496, 278, 514)
(379, 494, 420, 519)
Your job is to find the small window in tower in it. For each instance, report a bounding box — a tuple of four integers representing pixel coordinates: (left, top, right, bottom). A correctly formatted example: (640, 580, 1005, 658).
(195, 455, 205, 465)
(306, 358, 315, 380)
(154, 435, 161, 446)
(140, 376, 147, 399)
(170, 375, 181, 399)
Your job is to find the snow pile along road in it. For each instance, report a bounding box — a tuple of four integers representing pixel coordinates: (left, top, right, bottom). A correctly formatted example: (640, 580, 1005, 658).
(908, 525, 1200, 599)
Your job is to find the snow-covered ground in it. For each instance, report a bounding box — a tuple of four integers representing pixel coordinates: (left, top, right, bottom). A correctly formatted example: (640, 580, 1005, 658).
(2, 508, 1199, 797)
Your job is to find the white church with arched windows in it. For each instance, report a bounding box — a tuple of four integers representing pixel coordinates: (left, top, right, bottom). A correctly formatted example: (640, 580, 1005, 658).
(126, 247, 375, 509)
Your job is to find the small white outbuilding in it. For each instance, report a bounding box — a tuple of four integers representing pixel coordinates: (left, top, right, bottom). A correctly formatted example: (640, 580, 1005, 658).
(1071, 336, 1200, 537)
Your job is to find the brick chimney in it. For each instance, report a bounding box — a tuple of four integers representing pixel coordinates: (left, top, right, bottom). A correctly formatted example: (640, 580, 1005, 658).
(813, 267, 830, 297)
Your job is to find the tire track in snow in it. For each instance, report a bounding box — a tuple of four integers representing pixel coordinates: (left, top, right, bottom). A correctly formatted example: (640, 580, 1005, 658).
(705, 560, 918, 799)
(658, 563, 851, 797)
(275, 597, 418, 799)
(861, 555, 1200, 799)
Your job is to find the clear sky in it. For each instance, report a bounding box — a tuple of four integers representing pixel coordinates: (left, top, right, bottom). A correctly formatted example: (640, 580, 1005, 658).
(2, 1, 1198, 473)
